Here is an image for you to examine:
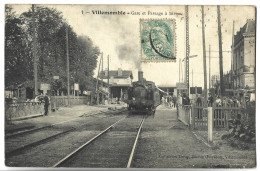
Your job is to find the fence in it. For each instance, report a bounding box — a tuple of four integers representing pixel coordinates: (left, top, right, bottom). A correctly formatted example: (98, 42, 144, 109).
(178, 103, 243, 130)
(192, 105, 208, 129)
(5, 102, 44, 123)
(51, 96, 90, 110)
(192, 103, 242, 130)
(5, 96, 90, 123)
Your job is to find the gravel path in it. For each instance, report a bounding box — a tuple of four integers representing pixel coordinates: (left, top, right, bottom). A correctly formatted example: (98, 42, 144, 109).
(132, 106, 256, 168)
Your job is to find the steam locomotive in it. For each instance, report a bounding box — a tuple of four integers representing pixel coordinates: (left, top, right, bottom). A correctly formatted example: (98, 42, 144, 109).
(124, 71, 161, 114)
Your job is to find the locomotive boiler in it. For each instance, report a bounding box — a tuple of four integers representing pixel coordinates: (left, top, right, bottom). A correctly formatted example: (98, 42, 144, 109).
(125, 71, 160, 114)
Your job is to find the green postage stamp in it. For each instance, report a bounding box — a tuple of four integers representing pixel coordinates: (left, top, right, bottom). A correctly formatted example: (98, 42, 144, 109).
(140, 19, 176, 62)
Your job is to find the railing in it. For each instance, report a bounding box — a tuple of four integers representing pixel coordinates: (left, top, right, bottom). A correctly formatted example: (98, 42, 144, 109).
(193, 104, 208, 129)
(177, 102, 243, 130)
(5, 102, 44, 123)
(51, 96, 90, 110)
(5, 96, 91, 123)
(192, 103, 242, 130)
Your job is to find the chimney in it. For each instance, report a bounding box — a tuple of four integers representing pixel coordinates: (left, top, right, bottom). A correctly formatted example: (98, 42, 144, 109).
(138, 71, 143, 82)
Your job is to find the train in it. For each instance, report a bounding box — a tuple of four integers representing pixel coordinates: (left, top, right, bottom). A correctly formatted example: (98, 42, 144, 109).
(124, 71, 161, 114)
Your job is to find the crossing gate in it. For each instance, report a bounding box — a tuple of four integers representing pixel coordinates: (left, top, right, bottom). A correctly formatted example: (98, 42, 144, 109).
(192, 103, 242, 129)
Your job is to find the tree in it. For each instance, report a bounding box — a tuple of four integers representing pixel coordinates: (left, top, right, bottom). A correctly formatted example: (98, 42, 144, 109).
(5, 5, 100, 96)
(5, 6, 33, 87)
(69, 36, 100, 93)
(20, 6, 65, 83)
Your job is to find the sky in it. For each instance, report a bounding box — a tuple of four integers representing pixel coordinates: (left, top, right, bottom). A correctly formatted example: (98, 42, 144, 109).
(8, 4, 255, 88)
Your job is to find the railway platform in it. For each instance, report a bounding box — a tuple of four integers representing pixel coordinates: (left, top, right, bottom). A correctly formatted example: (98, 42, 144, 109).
(5, 103, 127, 136)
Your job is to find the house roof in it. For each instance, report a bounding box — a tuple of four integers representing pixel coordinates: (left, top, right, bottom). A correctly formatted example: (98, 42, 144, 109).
(234, 19, 255, 44)
(99, 70, 133, 79)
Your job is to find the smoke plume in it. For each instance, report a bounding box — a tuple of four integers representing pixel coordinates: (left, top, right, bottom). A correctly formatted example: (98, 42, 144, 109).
(115, 43, 141, 70)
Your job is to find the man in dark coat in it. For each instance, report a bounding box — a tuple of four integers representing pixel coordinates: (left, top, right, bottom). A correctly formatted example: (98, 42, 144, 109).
(208, 94, 214, 107)
(44, 93, 49, 116)
(196, 95, 202, 106)
(173, 95, 177, 108)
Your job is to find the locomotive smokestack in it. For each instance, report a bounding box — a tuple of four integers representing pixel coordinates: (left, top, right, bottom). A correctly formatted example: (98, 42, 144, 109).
(138, 71, 143, 82)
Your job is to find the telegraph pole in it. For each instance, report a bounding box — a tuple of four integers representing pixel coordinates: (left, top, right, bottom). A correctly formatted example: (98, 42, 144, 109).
(217, 5, 224, 96)
(32, 5, 38, 97)
(231, 21, 235, 89)
(192, 69, 193, 87)
(101, 53, 104, 104)
(95, 55, 102, 105)
(185, 5, 190, 96)
(179, 58, 181, 82)
(66, 26, 70, 105)
(107, 55, 110, 103)
(101, 52, 103, 83)
(209, 44, 211, 89)
(201, 6, 207, 106)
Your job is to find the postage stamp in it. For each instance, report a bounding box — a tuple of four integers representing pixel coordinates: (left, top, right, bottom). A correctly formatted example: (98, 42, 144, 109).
(140, 19, 176, 62)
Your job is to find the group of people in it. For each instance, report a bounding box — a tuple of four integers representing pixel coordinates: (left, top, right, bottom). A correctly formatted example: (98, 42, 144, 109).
(214, 96, 241, 107)
(194, 94, 242, 107)
(161, 93, 192, 109)
(161, 95, 177, 108)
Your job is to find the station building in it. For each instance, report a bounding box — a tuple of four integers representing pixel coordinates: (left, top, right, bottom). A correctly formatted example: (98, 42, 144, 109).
(99, 68, 133, 101)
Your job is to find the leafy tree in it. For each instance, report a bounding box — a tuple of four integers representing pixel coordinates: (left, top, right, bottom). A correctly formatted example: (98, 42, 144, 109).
(5, 5, 100, 96)
(70, 36, 100, 92)
(5, 6, 33, 87)
(20, 6, 64, 83)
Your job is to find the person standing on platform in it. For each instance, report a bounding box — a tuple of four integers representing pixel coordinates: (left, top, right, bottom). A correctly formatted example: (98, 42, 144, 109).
(196, 95, 202, 106)
(173, 95, 177, 108)
(44, 93, 50, 116)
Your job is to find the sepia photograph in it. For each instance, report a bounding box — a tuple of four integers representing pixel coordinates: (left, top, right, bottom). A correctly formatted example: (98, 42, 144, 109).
(2, 2, 257, 169)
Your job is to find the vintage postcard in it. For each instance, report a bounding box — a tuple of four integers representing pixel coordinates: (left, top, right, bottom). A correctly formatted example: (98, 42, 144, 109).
(4, 4, 256, 169)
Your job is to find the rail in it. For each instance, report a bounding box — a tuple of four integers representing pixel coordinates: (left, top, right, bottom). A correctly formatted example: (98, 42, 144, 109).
(127, 117, 145, 168)
(52, 116, 127, 167)
(6, 108, 126, 139)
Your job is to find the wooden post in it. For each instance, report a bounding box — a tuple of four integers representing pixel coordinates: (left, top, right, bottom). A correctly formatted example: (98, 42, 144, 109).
(192, 104, 195, 129)
(189, 105, 192, 127)
(107, 55, 110, 104)
(209, 44, 211, 89)
(32, 5, 38, 98)
(185, 5, 190, 96)
(95, 55, 102, 105)
(66, 26, 70, 106)
(201, 6, 208, 107)
(208, 107, 213, 143)
(179, 58, 181, 82)
(217, 5, 224, 95)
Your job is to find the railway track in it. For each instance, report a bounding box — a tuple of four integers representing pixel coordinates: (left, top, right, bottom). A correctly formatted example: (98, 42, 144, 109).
(52, 115, 145, 168)
(6, 108, 126, 139)
(5, 109, 126, 159)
